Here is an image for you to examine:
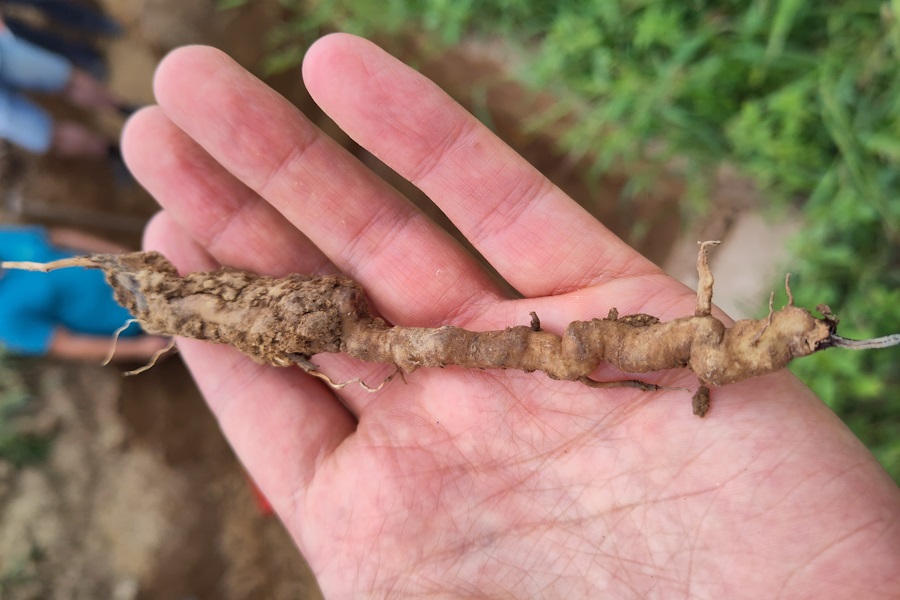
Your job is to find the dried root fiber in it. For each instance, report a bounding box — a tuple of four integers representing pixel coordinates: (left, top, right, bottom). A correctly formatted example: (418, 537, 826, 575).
(4, 241, 897, 417)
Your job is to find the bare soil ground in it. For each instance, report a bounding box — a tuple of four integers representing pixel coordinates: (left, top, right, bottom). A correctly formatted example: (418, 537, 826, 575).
(0, 2, 775, 597)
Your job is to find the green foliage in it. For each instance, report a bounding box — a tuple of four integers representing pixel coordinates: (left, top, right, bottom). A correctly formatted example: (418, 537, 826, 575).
(242, 0, 899, 479)
(787, 178, 900, 480)
(259, 2, 900, 198)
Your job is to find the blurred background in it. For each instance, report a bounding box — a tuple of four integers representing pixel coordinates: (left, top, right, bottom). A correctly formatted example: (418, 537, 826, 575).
(0, 1, 897, 597)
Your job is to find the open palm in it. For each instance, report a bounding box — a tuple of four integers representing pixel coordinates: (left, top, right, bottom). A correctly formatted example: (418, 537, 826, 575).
(122, 35, 900, 598)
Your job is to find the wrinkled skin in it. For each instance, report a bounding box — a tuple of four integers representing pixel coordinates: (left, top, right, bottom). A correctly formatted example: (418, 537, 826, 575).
(122, 36, 900, 598)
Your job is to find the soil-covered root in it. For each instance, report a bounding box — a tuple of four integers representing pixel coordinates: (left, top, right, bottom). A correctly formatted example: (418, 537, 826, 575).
(3, 242, 898, 417)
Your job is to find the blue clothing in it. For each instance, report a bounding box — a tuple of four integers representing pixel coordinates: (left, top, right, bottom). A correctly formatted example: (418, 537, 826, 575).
(4, 17, 107, 80)
(0, 27, 73, 152)
(0, 26, 71, 90)
(0, 226, 138, 355)
(0, 89, 53, 152)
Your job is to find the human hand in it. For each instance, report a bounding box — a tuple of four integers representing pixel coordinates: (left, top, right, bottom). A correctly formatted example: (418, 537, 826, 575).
(122, 35, 900, 598)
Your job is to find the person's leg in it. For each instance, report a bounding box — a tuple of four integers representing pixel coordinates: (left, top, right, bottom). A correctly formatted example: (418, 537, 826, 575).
(0, 86, 53, 153)
(0, 27, 121, 112)
(0, 27, 73, 91)
(1, 0, 123, 37)
(2, 16, 107, 80)
(0, 86, 107, 157)
(0, 28, 132, 163)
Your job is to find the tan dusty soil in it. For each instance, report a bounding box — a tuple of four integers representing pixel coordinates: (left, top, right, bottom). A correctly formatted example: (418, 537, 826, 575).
(0, 1, 771, 598)
(0, 360, 320, 599)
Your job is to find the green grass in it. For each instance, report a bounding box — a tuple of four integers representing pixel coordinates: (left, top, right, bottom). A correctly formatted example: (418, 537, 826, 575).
(229, 0, 900, 481)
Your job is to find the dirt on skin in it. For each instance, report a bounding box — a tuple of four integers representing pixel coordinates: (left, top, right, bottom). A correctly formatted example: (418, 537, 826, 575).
(0, 0, 697, 597)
